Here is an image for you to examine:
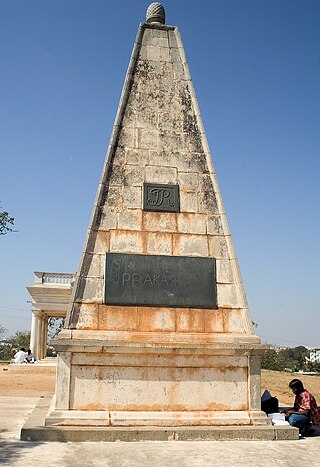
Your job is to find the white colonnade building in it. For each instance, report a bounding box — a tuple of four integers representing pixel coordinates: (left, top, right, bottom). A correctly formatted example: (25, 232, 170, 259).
(26, 272, 74, 360)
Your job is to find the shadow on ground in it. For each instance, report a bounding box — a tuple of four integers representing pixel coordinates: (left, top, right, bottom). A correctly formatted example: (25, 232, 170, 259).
(304, 427, 320, 438)
(0, 430, 43, 464)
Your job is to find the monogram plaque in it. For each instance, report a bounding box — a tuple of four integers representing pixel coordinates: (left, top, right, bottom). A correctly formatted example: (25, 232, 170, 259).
(105, 253, 217, 308)
(143, 183, 180, 212)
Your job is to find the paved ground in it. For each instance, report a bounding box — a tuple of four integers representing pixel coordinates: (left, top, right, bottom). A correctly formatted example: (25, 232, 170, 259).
(1, 397, 320, 466)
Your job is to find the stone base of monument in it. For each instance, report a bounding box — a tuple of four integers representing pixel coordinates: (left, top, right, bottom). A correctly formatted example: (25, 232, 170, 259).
(21, 397, 298, 442)
(19, 330, 299, 441)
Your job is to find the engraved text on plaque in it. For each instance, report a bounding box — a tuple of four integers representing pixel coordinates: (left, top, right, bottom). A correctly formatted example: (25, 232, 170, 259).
(105, 253, 217, 308)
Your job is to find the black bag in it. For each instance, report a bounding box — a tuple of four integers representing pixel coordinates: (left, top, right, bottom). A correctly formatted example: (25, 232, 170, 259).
(261, 396, 279, 415)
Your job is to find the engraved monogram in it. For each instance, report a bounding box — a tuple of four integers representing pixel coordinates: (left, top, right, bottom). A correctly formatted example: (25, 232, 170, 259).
(147, 187, 175, 207)
(143, 183, 180, 212)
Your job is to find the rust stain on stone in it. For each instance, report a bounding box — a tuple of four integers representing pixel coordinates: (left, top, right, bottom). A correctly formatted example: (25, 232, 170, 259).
(137, 307, 175, 332)
(203, 309, 224, 333)
(98, 306, 138, 331)
(73, 404, 107, 411)
(74, 402, 244, 413)
(222, 308, 242, 333)
(75, 303, 99, 330)
(175, 308, 205, 333)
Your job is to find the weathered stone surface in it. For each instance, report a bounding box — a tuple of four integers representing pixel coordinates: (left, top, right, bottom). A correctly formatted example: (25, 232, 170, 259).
(223, 308, 246, 332)
(104, 187, 123, 209)
(158, 113, 182, 131)
(216, 259, 234, 284)
(177, 213, 206, 234)
(76, 304, 99, 330)
(179, 191, 198, 213)
(248, 356, 262, 411)
(204, 309, 224, 333)
(110, 231, 144, 254)
(123, 186, 142, 209)
(218, 284, 241, 310)
(145, 165, 177, 184)
(178, 172, 199, 191)
(138, 307, 175, 332)
(158, 130, 184, 151)
(176, 308, 205, 333)
(141, 28, 153, 46)
(124, 165, 143, 186)
(117, 209, 142, 231)
(146, 232, 172, 254)
(198, 175, 218, 213)
(126, 148, 149, 166)
(207, 215, 223, 235)
(75, 278, 104, 304)
(136, 111, 157, 130)
(99, 306, 138, 331)
(173, 234, 208, 256)
(92, 230, 110, 254)
(99, 207, 117, 230)
(67, 363, 248, 412)
(118, 127, 134, 148)
(54, 353, 71, 410)
(168, 29, 178, 48)
(137, 128, 158, 149)
(82, 254, 101, 278)
(110, 410, 252, 427)
(208, 236, 230, 259)
(143, 211, 177, 232)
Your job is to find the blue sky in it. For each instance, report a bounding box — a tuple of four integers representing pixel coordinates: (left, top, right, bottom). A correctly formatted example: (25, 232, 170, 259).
(0, 0, 319, 347)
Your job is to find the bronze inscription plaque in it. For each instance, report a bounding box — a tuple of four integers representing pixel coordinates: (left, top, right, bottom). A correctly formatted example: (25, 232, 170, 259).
(105, 253, 217, 308)
(143, 182, 180, 212)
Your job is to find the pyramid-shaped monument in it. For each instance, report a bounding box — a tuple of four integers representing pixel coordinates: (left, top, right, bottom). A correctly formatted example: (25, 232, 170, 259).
(45, 3, 283, 437)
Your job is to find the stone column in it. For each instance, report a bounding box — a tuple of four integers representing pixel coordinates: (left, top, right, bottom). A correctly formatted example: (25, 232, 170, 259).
(42, 315, 48, 359)
(30, 309, 42, 359)
(38, 315, 45, 360)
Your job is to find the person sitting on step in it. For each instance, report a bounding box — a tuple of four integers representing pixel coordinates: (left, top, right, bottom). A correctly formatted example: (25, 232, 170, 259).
(24, 349, 34, 363)
(285, 378, 320, 435)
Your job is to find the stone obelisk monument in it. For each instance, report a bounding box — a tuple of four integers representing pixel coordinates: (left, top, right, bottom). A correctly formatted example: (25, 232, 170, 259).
(44, 3, 295, 440)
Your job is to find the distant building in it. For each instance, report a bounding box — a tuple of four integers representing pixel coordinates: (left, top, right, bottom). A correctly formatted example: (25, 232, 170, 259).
(308, 349, 320, 363)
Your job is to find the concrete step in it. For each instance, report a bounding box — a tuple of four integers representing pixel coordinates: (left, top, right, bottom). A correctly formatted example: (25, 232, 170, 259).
(21, 398, 299, 442)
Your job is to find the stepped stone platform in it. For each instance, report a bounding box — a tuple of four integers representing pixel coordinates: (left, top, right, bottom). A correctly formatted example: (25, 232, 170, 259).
(21, 397, 298, 442)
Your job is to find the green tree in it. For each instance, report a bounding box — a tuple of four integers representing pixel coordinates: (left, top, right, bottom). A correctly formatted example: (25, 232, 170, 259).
(0, 330, 31, 361)
(6, 330, 31, 350)
(0, 203, 16, 235)
(280, 346, 309, 372)
(47, 318, 64, 356)
(261, 346, 309, 372)
(261, 348, 287, 371)
(48, 317, 64, 339)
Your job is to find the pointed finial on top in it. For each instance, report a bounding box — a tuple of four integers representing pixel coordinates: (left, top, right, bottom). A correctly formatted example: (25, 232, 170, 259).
(146, 2, 166, 24)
